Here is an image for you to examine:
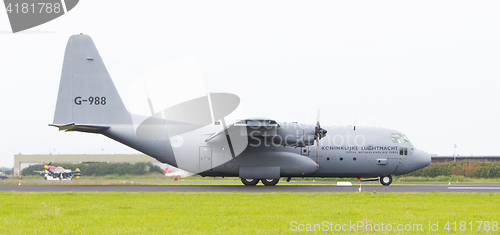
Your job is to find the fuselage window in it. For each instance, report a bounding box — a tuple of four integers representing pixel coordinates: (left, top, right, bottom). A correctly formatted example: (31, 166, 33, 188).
(399, 147, 408, 155)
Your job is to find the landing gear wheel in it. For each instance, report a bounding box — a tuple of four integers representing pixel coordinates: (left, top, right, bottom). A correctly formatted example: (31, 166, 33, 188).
(261, 178, 280, 186)
(241, 178, 259, 186)
(380, 175, 392, 186)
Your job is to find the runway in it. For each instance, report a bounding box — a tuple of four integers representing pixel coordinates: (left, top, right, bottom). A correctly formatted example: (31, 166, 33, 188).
(2, 182, 500, 192)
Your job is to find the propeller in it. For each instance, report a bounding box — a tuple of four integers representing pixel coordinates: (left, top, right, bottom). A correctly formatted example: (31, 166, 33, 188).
(314, 110, 327, 141)
(314, 110, 327, 171)
(44, 161, 53, 174)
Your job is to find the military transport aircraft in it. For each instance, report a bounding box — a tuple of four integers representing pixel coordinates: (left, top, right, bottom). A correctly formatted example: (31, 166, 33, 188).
(34, 162, 81, 181)
(50, 34, 431, 186)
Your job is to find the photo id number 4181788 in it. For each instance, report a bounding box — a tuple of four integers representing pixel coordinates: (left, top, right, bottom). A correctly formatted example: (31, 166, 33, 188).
(5, 2, 62, 14)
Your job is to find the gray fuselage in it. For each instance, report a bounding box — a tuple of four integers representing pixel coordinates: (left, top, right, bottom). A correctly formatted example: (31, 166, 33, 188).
(101, 119, 431, 179)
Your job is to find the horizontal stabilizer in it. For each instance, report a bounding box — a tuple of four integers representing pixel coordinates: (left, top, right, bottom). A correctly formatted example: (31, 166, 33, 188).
(49, 123, 110, 132)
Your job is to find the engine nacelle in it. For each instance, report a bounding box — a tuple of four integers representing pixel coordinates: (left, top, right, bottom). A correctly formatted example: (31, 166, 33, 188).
(273, 123, 316, 147)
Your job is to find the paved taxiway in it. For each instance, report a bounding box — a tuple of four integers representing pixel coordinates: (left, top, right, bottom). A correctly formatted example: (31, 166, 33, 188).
(2, 182, 500, 193)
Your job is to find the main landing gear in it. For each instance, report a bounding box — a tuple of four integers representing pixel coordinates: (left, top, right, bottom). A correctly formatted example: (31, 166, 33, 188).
(380, 175, 393, 186)
(241, 178, 259, 186)
(240, 178, 280, 186)
(261, 178, 280, 186)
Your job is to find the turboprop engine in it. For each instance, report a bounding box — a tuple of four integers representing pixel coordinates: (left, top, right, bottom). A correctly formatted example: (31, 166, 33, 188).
(272, 122, 327, 147)
(231, 118, 327, 148)
(273, 123, 316, 147)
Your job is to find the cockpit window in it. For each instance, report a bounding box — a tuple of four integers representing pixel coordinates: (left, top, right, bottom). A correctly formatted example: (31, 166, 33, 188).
(392, 133, 410, 143)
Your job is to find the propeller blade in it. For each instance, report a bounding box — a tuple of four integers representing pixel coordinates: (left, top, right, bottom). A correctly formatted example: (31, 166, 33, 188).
(314, 109, 325, 172)
(316, 136, 319, 171)
(316, 109, 320, 127)
(314, 109, 327, 140)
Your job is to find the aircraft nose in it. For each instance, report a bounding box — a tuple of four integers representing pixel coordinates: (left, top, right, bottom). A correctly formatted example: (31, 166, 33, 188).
(413, 149, 431, 170)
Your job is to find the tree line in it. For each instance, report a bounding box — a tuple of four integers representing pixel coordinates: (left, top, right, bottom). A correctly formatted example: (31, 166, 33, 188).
(406, 161, 500, 178)
(21, 162, 163, 176)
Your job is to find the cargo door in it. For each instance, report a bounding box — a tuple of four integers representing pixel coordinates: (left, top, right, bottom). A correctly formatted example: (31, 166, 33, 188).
(199, 147, 212, 172)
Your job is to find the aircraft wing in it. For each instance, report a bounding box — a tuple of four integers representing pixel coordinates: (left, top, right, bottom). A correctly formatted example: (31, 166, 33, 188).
(34, 170, 48, 174)
(49, 123, 110, 133)
(204, 119, 279, 142)
(204, 124, 232, 142)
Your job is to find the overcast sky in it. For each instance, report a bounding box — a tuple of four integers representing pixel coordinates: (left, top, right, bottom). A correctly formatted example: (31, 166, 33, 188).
(1, 1, 499, 167)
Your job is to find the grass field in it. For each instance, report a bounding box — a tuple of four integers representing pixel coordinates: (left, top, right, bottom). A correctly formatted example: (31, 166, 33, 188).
(11, 173, 500, 181)
(2, 174, 500, 186)
(0, 192, 499, 234)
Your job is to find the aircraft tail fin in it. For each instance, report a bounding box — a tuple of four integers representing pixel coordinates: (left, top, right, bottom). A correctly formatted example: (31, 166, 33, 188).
(52, 34, 130, 128)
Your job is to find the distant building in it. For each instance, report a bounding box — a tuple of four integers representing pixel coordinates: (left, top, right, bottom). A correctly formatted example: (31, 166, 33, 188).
(13, 154, 168, 175)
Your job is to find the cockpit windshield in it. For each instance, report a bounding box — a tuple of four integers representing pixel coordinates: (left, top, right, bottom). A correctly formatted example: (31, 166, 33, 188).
(392, 133, 410, 143)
